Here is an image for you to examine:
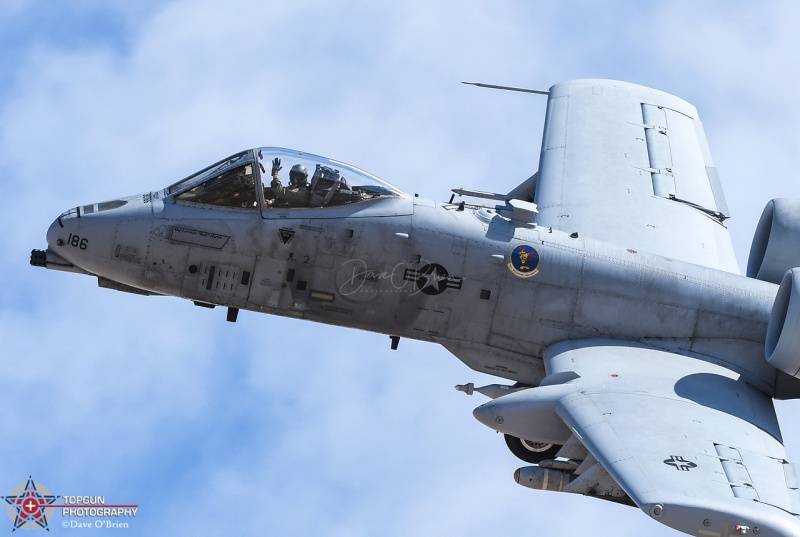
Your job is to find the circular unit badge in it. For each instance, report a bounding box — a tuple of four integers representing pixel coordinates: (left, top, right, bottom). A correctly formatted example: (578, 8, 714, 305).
(507, 244, 540, 278)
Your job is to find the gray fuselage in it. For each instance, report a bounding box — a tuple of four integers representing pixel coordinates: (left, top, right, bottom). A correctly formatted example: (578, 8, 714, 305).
(45, 189, 788, 398)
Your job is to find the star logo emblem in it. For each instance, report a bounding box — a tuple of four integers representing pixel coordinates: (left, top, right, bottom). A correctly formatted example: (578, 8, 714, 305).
(403, 263, 463, 295)
(3, 476, 58, 531)
(663, 455, 697, 471)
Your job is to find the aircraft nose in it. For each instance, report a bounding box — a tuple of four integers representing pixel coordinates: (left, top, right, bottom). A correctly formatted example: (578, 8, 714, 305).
(31, 210, 87, 272)
(42, 197, 152, 276)
(46, 207, 88, 253)
(44, 204, 120, 270)
(46, 212, 69, 249)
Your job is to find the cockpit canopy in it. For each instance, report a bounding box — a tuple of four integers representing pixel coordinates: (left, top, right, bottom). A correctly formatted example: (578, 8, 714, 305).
(166, 148, 404, 211)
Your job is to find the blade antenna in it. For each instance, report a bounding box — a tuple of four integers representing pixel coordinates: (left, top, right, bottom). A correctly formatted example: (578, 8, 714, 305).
(462, 81, 549, 95)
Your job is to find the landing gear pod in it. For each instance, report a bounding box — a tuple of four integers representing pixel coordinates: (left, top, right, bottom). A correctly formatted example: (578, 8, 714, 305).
(766, 268, 800, 378)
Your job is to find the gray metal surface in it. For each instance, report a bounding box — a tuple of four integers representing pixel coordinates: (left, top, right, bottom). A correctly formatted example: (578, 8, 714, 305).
(535, 80, 738, 272)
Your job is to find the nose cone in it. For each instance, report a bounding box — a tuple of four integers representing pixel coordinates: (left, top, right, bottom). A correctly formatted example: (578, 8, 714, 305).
(45, 210, 84, 265)
(44, 200, 137, 271)
(40, 196, 151, 278)
(45, 207, 89, 263)
(46, 215, 67, 250)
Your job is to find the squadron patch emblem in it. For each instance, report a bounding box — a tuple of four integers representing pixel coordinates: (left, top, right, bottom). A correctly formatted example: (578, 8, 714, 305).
(507, 244, 540, 278)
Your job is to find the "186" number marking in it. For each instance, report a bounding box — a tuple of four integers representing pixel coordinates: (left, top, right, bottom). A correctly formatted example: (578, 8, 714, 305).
(67, 233, 89, 250)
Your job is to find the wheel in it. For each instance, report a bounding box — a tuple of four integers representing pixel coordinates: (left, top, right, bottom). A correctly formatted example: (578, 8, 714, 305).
(504, 434, 561, 464)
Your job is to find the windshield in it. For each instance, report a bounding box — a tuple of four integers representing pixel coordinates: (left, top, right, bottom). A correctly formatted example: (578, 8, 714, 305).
(167, 151, 251, 195)
(175, 163, 257, 208)
(258, 147, 404, 209)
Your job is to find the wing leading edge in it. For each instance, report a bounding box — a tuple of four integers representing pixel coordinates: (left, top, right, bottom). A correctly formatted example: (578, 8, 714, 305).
(546, 341, 800, 537)
(534, 80, 738, 273)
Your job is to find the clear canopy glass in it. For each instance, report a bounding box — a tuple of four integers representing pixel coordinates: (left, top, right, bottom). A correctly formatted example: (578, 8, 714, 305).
(257, 147, 404, 209)
(167, 151, 251, 196)
(167, 147, 404, 211)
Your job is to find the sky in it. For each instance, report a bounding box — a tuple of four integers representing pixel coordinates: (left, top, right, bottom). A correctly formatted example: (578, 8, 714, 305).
(2, 1, 800, 535)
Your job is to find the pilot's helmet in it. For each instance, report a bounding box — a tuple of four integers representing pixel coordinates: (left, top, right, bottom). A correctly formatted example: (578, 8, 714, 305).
(289, 164, 308, 187)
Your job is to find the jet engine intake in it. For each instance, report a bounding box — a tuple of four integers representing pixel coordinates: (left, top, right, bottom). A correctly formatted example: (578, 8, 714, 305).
(766, 268, 800, 378)
(747, 199, 800, 284)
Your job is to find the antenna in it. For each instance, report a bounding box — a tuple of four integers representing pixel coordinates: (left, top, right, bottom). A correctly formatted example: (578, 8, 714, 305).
(462, 81, 549, 95)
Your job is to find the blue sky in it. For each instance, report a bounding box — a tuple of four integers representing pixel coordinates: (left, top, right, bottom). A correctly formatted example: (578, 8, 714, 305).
(2, 1, 800, 535)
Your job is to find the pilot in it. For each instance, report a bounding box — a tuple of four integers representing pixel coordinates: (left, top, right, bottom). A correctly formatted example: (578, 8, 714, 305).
(288, 164, 309, 188)
(283, 164, 310, 206)
(268, 160, 311, 208)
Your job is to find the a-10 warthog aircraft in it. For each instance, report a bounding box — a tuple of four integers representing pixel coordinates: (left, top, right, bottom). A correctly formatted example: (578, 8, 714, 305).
(31, 79, 800, 536)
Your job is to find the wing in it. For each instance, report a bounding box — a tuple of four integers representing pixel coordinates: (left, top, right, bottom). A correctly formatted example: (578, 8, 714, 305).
(534, 79, 738, 273)
(547, 341, 800, 537)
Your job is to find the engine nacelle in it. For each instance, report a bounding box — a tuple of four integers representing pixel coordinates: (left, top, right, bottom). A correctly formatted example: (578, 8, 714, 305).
(514, 466, 571, 492)
(766, 268, 800, 378)
(747, 199, 800, 284)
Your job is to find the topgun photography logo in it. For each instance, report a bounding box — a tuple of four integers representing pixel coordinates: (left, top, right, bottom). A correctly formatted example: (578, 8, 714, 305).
(3, 476, 138, 531)
(3, 477, 57, 531)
